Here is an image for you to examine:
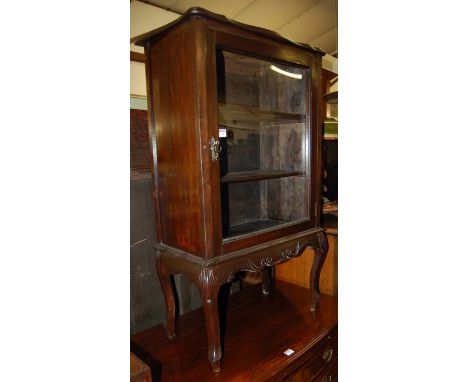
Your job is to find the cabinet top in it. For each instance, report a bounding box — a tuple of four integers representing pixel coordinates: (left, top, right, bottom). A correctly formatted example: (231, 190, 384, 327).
(132, 7, 325, 56)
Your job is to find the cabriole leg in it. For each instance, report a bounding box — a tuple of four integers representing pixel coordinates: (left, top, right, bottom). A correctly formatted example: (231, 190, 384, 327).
(155, 254, 176, 338)
(199, 268, 222, 373)
(309, 231, 329, 311)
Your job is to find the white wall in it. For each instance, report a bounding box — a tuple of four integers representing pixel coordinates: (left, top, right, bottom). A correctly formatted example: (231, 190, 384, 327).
(323, 54, 338, 74)
(130, 1, 179, 54)
(130, 61, 146, 97)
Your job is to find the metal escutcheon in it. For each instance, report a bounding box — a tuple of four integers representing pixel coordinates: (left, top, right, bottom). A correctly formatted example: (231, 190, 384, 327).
(210, 137, 222, 161)
(322, 348, 333, 363)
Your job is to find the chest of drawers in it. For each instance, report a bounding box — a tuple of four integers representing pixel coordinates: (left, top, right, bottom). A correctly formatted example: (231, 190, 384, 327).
(131, 281, 338, 381)
(283, 329, 338, 382)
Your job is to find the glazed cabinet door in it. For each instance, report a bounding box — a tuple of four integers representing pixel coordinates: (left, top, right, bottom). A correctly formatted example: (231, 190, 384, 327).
(217, 50, 310, 239)
(208, 31, 321, 254)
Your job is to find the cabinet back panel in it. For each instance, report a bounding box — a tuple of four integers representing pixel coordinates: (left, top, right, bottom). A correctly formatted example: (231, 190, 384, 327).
(228, 181, 261, 226)
(148, 23, 203, 255)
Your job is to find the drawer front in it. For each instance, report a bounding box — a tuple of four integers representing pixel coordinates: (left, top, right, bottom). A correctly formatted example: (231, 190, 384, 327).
(285, 333, 337, 382)
(311, 358, 338, 382)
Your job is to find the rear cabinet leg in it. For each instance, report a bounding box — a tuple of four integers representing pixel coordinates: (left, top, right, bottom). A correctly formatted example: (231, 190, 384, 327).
(309, 231, 329, 312)
(261, 268, 271, 295)
(155, 255, 176, 338)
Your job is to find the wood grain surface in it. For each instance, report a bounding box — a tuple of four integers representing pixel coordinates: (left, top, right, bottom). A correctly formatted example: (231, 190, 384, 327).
(131, 352, 152, 382)
(131, 281, 337, 382)
(276, 231, 338, 296)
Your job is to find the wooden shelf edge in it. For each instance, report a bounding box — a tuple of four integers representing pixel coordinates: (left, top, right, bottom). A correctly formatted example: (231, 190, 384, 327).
(219, 103, 305, 126)
(221, 169, 304, 183)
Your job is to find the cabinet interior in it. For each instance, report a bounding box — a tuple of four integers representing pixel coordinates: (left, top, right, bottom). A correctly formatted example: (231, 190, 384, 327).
(217, 50, 310, 239)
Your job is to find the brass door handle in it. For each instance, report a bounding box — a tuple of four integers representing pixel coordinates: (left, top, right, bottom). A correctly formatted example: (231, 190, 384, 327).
(322, 348, 333, 363)
(210, 137, 222, 161)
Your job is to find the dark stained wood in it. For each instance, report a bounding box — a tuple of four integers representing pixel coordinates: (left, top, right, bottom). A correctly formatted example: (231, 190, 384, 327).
(155, 255, 176, 339)
(221, 169, 304, 183)
(296, 357, 338, 382)
(226, 218, 286, 238)
(136, 9, 326, 372)
(309, 232, 329, 311)
(322, 68, 337, 83)
(139, 4, 325, 258)
(311, 54, 323, 229)
(200, 273, 222, 372)
(130, 41, 207, 335)
(130, 51, 146, 63)
(192, 18, 221, 260)
(144, 38, 162, 244)
(214, 28, 315, 69)
(222, 220, 315, 254)
(146, 20, 204, 256)
(154, 228, 329, 373)
(130, 281, 338, 382)
(218, 103, 305, 127)
(130, 352, 152, 382)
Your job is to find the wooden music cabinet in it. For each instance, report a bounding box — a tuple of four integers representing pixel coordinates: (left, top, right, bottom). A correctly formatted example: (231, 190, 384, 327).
(133, 8, 328, 372)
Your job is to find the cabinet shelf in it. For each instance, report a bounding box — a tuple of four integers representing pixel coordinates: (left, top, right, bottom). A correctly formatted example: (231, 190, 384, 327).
(225, 218, 287, 238)
(218, 103, 305, 128)
(221, 169, 304, 183)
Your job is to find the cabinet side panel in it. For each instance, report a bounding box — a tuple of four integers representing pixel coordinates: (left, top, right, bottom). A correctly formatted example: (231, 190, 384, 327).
(148, 24, 203, 255)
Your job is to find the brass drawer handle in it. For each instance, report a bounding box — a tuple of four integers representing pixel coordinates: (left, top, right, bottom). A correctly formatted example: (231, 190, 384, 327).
(322, 348, 333, 363)
(322, 374, 333, 382)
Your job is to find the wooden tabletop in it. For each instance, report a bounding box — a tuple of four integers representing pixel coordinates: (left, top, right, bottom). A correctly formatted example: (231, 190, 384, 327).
(131, 352, 152, 382)
(131, 281, 338, 381)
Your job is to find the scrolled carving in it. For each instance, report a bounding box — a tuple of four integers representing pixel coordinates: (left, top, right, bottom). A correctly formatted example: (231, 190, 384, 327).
(196, 268, 239, 297)
(242, 241, 306, 272)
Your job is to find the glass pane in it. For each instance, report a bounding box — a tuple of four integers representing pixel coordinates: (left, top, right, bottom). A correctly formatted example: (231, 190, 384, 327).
(217, 50, 310, 240)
